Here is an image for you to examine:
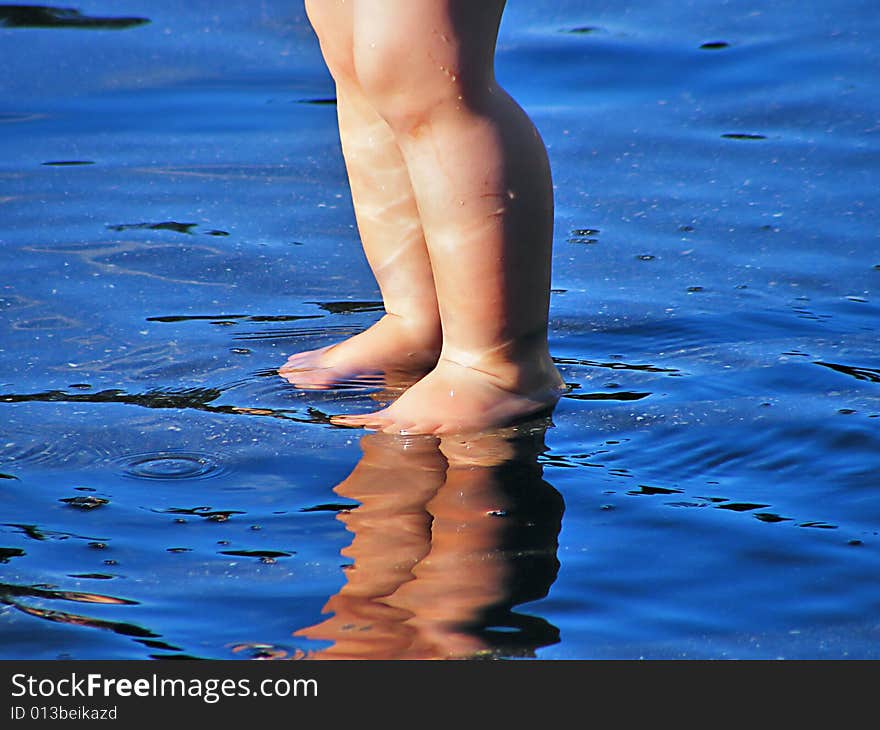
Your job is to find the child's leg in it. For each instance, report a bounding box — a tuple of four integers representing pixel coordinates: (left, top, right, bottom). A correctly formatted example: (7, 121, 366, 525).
(280, 0, 441, 389)
(332, 0, 565, 433)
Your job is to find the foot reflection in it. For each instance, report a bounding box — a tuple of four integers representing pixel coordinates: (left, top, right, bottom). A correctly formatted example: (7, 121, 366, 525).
(296, 423, 564, 659)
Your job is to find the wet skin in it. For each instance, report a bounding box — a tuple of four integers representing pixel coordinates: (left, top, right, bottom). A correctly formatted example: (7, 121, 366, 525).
(280, 0, 564, 434)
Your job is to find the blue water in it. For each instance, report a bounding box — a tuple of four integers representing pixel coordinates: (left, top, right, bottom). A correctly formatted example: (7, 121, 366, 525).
(1, 0, 878, 659)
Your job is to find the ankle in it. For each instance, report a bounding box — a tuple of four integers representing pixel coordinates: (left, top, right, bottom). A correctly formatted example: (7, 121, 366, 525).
(380, 311, 442, 353)
(439, 332, 561, 393)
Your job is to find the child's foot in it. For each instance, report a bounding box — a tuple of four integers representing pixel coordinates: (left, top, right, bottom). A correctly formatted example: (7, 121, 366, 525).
(278, 313, 441, 390)
(330, 350, 565, 434)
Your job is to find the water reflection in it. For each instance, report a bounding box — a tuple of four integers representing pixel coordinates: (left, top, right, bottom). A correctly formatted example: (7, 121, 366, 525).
(296, 423, 564, 659)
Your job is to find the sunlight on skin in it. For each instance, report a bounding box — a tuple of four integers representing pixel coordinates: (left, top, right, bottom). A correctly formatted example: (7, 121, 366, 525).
(279, 0, 563, 434)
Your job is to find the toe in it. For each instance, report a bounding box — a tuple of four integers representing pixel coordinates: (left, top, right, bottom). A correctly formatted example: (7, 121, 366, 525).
(382, 420, 415, 435)
(278, 368, 333, 389)
(330, 412, 390, 430)
(281, 345, 333, 371)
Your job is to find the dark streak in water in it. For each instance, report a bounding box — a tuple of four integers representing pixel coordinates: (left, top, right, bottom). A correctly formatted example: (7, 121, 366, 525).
(565, 26, 601, 34)
(700, 41, 730, 50)
(0, 386, 224, 409)
(0, 112, 45, 123)
(715, 502, 770, 512)
(754, 513, 792, 523)
(627, 485, 683, 496)
(563, 391, 651, 402)
(798, 521, 838, 529)
(299, 503, 358, 513)
(793, 306, 831, 322)
(4, 524, 45, 542)
(0, 582, 136, 606)
(310, 300, 384, 315)
(156, 507, 245, 522)
(107, 221, 197, 234)
(0, 472, 18, 480)
(6, 602, 158, 638)
(233, 324, 359, 341)
(0, 387, 335, 425)
(147, 313, 323, 324)
(148, 314, 244, 323)
(0, 5, 150, 29)
(138, 639, 182, 651)
(248, 314, 325, 323)
(220, 549, 293, 559)
(253, 368, 284, 378)
(3, 523, 106, 543)
(814, 361, 880, 383)
(0, 548, 25, 563)
(298, 97, 337, 105)
(41, 160, 94, 166)
(554, 357, 679, 374)
(721, 133, 767, 140)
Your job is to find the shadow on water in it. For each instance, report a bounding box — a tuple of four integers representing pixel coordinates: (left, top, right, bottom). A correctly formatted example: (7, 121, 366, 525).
(0, 5, 149, 30)
(288, 423, 564, 660)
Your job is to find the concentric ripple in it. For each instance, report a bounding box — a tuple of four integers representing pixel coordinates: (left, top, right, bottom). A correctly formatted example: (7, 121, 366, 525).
(118, 451, 228, 481)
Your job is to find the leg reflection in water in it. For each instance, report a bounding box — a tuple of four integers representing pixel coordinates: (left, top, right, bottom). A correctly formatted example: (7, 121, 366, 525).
(295, 422, 564, 659)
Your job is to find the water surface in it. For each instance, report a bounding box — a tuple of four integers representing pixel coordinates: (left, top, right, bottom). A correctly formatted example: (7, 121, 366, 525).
(1, 0, 878, 659)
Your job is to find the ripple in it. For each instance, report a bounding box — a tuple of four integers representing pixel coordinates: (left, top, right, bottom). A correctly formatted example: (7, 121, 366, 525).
(229, 642, 296, 659)
(10, 314, 79, 330)
(0, 433, 89, 469)
(118, 451, 227, 481)
(233, 324, 359, 342)
(0, 112, 46, 124)
(553, 357, 680, 375)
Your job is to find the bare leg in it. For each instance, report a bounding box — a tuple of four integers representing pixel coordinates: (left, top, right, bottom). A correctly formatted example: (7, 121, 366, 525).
(332, 0, 564, 433)
(280, 1, 441, 389)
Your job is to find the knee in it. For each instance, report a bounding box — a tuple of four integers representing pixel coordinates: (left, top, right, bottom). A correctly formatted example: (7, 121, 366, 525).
(353, 33, 461, 135)
(304, 0, 356, 83)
